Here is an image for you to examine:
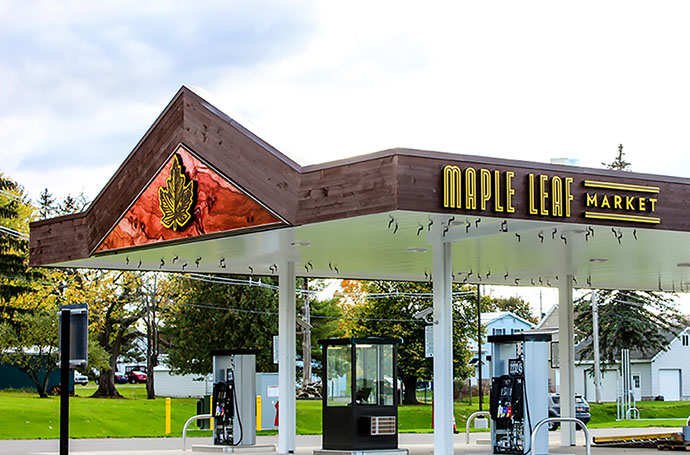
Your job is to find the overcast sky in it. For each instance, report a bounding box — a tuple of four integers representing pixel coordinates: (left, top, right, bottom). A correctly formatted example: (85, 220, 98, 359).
(4, 1, 690, 311)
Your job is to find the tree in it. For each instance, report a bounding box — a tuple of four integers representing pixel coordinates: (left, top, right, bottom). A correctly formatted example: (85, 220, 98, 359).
(89, 271, 145, 398)
(0, 175, 35, 310)
(139, 273, 170, 399)
(342, 280, 475, 405)
(0, 308, 59, 397)
(36, 188, 56, 220)
(603, 144, 631, 171)
(574, 290, 682, 364)
(164, 275, 280, 375)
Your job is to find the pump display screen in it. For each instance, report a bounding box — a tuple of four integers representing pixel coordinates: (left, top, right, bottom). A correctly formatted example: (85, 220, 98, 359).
(509, 359, 524, 376)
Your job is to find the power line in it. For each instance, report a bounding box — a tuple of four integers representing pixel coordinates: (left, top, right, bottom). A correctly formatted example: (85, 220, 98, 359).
(0, 189, 23, 203)
(0, 225, 29, 240)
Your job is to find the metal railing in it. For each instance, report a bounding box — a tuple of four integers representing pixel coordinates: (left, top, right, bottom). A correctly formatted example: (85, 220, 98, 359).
(182, 414, 212, 451)
(465, 411, 491, 444)
(530, 417, 590, 455)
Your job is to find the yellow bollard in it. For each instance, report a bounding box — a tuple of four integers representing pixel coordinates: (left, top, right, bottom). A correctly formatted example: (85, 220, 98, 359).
(165, 397, 171, 435)
(256, 396, 262, 431)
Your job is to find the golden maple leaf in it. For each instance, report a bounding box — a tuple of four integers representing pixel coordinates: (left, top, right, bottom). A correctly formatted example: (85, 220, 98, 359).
(158, 154, 195, 231)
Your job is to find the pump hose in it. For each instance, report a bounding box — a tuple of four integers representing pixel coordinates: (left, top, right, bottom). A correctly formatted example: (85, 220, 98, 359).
(230, 377, 243, 446)
(522, 378, 533, 454)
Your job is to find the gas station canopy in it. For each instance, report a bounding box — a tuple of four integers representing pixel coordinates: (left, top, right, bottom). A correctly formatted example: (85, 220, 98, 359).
(28, 86, 690, 455)
(29, 86, 690, 292)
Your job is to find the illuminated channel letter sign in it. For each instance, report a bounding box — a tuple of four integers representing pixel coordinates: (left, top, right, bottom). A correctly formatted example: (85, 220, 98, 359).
(583, 180, 659, 224)
(442, 165, 661, 224)
(158, 154, 197, 231)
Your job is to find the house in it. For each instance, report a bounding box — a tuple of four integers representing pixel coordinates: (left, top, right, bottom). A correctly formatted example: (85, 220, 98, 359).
(575, 326, 690, 402)
(470, 311, 536, 384)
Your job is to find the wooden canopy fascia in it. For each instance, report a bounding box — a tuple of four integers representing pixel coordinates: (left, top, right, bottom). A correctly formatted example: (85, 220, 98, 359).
(29, 86, 690, 269)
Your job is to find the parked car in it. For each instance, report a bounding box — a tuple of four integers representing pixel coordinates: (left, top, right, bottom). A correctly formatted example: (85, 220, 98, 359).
(547, 393, 591, 431)
(127, 370, 147, 384)
(73, 372, 89, 386)
(114, 371, 128, 384)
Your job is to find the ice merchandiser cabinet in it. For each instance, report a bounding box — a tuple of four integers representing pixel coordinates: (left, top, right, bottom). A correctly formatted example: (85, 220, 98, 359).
(318, 337, 402, 451)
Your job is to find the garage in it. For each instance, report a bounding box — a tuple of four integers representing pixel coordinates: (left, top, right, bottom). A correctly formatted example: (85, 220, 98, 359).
(659, 369, 681, 401)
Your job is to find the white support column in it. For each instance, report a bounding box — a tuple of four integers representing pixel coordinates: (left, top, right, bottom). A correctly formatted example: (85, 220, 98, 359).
(558, 275, 576, 446)
(278, 260, 296, 454)
(432, 240, 453, 455)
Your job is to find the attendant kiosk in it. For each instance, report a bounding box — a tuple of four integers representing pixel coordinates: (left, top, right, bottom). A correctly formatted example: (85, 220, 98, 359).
(316, 337, 407, 455)
(488, 332, 550, 455)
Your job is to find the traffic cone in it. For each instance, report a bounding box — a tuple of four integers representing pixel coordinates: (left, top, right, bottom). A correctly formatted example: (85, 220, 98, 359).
(453, 415, 459, 434)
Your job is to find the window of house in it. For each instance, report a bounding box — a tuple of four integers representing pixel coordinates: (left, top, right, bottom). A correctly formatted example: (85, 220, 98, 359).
(492, 328, 505, 336)
(511, 328, 523, 334)
(632, 374, 641, 389)
(682, 334, 689, 347)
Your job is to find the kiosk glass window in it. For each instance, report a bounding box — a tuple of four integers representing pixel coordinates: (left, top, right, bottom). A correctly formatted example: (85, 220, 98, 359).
(327, 346, 352, 406)
(355, 344, 394, 406)
(380, 345, 394, 406)
(356, 345, 377, 405)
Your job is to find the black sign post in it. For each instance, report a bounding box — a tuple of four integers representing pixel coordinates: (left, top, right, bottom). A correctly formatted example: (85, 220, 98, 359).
(59, 308, 70, 455)
(59, 303, 88, 455)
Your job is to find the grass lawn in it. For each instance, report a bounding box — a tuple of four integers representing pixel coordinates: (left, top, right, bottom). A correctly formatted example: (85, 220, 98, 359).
(2, 387, 690, 439)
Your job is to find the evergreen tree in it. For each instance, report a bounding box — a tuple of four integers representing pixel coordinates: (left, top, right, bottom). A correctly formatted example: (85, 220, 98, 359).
(0, 175, 35, 311)
(575, 290, 682, 364)
(36, 188, 56, 219)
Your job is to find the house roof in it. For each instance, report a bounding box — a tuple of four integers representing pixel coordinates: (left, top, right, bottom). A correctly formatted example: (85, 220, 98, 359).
(575, 326, 689, 362)
(536, 304, 558, 329)
(481, 311, 536, 328)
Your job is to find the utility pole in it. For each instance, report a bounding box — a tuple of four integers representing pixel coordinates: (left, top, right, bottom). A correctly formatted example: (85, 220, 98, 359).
(477, 284, 483, 411)
(302, 278, 312, 386)
(592, 290, 602, 404)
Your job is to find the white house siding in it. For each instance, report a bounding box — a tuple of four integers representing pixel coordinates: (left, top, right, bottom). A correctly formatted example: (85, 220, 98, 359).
(635, 363, 653, 400)
(651, 332, 690, 401)
(575, 362, 652, 402)
(154, 367, 212, 398)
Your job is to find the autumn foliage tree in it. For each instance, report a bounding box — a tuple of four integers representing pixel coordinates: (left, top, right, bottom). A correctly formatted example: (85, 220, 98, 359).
(341, 280, 476, 405)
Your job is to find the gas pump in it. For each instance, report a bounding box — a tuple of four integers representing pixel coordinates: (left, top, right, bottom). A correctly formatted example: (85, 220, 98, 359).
(210, 350, 256, 447)
(488, 332, 550, 455)
(212, 370, 236, 445)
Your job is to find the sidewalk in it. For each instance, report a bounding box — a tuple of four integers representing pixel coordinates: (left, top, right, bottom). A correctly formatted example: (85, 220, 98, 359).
(2, 428, 680, 455)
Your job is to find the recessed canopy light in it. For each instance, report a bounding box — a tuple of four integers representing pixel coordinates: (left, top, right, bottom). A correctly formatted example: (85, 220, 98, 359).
(291, 241, 311, 247)
(589, 258, 608, 263)
(677, 263, 690, 268)
(406, 247, 428, 253)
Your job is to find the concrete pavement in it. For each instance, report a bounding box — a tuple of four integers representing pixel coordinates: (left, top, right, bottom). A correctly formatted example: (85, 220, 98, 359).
(2, 428, 682, 455)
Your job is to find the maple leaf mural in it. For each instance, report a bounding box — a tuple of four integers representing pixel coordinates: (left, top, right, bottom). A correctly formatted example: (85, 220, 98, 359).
(158, 154, 196, 231)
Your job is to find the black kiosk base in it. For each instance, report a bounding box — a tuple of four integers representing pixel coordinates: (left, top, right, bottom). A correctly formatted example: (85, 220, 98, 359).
(315, 338, 408, 455)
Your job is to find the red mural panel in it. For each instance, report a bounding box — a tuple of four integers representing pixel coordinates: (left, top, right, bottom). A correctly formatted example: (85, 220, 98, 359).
(96, 145, 283, 252)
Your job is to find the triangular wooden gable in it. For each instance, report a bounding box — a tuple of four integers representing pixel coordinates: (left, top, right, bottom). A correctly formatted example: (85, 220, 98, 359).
(96, 144, 285, 253)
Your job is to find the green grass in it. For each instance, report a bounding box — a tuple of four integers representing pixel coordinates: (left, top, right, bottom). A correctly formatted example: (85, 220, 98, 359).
(2, 387, 690, 440)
